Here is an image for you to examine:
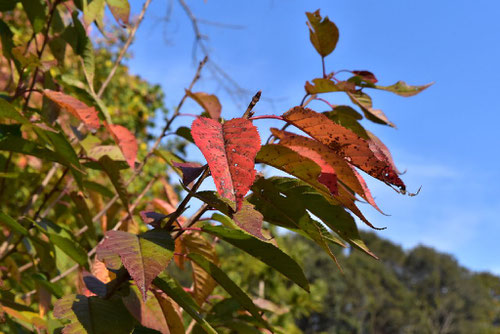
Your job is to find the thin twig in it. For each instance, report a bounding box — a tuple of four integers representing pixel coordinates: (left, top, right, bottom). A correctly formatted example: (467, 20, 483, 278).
(243, 90, 261, 119)
(97, 0, 153, 98)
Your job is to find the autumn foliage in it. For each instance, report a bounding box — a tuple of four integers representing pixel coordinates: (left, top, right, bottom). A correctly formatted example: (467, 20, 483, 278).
(0, 2, 430, 333)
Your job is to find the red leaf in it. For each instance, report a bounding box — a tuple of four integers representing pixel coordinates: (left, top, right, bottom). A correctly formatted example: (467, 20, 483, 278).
(44, 89, 100, 131)
(352, 70, 378, 83)
(191, 117, 261, 211)
(105, 123, 138, 169)
(233, 204, 265, 240)
(282, 106, 405, 191)
(186, 90, 222, 119)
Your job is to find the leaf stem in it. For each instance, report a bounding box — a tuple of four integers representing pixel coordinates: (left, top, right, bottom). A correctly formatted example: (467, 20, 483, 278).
(249, 115, 284, 121)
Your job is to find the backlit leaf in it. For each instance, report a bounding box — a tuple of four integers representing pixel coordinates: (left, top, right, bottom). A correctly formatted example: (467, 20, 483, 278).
(305, 78, 355, 94)
(200, 223, 310, 291)
(186, 90, 222, 119)
(105, 123, 138, 169)
(191, 117, 261, 211)
(54, 294, 134, 334)
(122, 286, 170, 333)
(347, 91, 395, 127)
(98, 229, 174, 299)
(152, 290, 185, 334)
(44, 90, 100, 131)
(49, 234, 89, 269)
(306, 10, 339, 57)
(98, 155, 129, 211)
(106, 0, 131, 25)
(374, 80, 433, 97)
(282, 106, 405, 191)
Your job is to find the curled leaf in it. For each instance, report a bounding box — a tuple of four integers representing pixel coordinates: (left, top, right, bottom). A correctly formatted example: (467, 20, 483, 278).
(186, 90, 222, 119)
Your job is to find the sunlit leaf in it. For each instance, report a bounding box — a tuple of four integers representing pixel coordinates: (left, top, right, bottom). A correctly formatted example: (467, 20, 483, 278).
(347, 91, 395, 127)
(186, 90, 222, 119)
(44, 90, 100, 131)
(306, 9, 339, 57)
(374, 80, 433, 97)
(106, 0, 131, 25)
(191, 117, 261, 211)
(105, 123, 138, 169)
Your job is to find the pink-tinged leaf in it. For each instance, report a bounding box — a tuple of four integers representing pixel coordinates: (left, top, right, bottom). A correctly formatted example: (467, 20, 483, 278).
(191, 117, 261, 211)
(271, 129, 338, 195)
(233, 203, 266, 240)
(98, 229, 174, 300)
(367, 130, 403, 175)
(282, 106, 405, 191)
(186, 90, 222, 119)
(105, 123, 137, 169)
(172, 162, 204, 186)
(43, 89, 100, 131)
(152, 198, 176, 215)
(349, 167, 385, 215)
(352, 70, 378, 83)
(106, 0, 130, 25)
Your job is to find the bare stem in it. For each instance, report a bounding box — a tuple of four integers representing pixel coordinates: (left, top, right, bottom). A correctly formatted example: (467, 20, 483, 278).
(97, 0, 153, 98)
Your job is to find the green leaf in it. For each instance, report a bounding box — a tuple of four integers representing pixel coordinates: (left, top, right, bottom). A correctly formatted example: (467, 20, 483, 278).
(98, 155, 129, 211)
(176, 126, 194, 143)
(32, 273, 63, 298)
(347, 91, 395, 127)
(248, 177, 342, 265)
(0, 211, 28, 236)
(83, 180, 115, 198)
(20, 0, 47, 33)
(306, 10, 339, 57)
(305, 78, 355, 94)
(200, 223, 310, 292)
(0, 19, 14, 60)
(48, 36, 67, 64)
(153, 274, 218, 334)
(0, 98, 31, 124)
(0, 135, 67, 165)
(54, 294, 135, 334)
(84, 0, 105, 28)
(70, 191, 96, 239)
(49, 234, 89, 269)
(374, 80, 433, 97)
(264, 177, 376, 258)
(188, 253, 272, 330)
(82, 38, 95, 90)
(98, 229, 174, 299)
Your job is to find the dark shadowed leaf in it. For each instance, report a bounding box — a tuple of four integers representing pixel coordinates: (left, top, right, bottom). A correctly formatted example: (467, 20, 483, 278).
(20, 0, 46, 33)
(98, 229, 174, 299)
(352, 70, 378, 84)
(191, 117, 261, 211)
(200, 223, 310, 291)
(172, 162, 204, 186)
(188, 253, 272, 330)
(139, 211, 170, 227)
(54, 294, 134, 334)
(153, 274, 217, 334)
(98, 155, 129, 211)
(82, 271, 107, 297)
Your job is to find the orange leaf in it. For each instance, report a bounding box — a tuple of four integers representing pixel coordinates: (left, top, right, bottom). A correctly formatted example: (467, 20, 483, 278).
(44, 89, 100, 131)
(186, 90, 222, 119)
(282, 106, 405, 191)
(105, 123, 138, 169)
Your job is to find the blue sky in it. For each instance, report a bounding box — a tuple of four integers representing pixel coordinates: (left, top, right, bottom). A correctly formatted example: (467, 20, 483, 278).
(124, 0, 500, 273)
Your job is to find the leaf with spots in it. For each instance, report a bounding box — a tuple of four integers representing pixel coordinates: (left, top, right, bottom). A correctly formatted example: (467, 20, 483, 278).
(106, 0, 130, 25)
(186, 90, 222, 119)
(282, 106, 405, 192)
(43, 90, 100, 131)
(105, 123, 138, 169)
(191, 117, 261, 211)
(97, 229, 174, 300)
(305, 78, 355, 95)
(272, 129, 384, 213)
